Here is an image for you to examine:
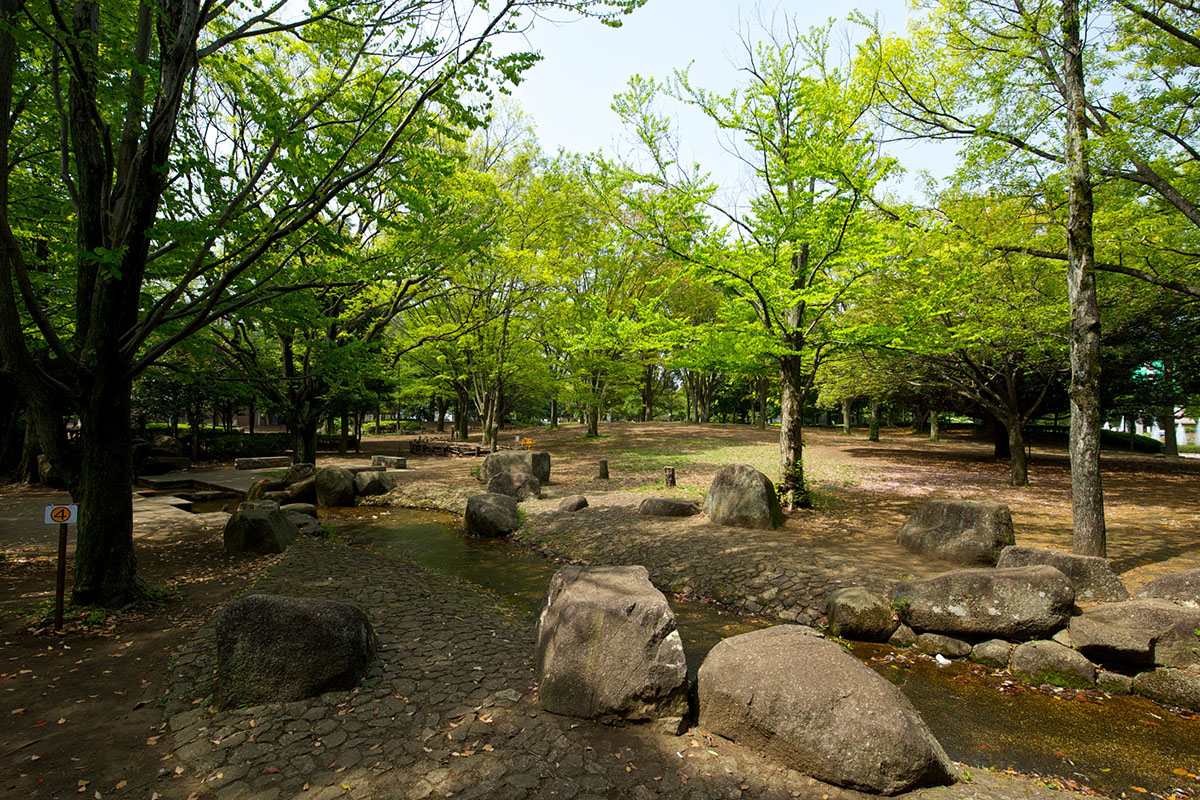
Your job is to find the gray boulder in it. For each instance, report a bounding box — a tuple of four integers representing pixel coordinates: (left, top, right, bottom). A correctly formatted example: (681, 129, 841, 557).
(638, 498, 700, 517)
(970, 639, 1013, 668)
(353, 470, 396, 497)
(465, 493, 520, 537)
(996, 546, 1128, 602)
(282, 462, 316, 485)
(223, 508, 298, 554)
(245, 478, 286, 502)
(1011, 640, 1096, 688)
(284, 511, 325, 537)
(281, 503, 317, 518)
(315, 466, 356, 507)
(889, 623, 918, 647)
(478, 450, 551, 484)
(1069, 599, 1200, 667)
(891, 566, 1074, 640)
(916, 633, 971, 658)
(214, 594, 377, 709)
(1135, 569, 1200, 607)
(536, 565, 688, 733)
(697, 626, 955, 794)
(1132, 668, 1200, 711)
(238, 500, 279, 512)
(283, 476, 316, 504)
(896, 499, 1014, 566)
(701, 463, 785, 530)
(825, 587, 898, 642)
(557, 495, 588, 512)
(487, 471, 542, 501)
(150, 434, 184, 456)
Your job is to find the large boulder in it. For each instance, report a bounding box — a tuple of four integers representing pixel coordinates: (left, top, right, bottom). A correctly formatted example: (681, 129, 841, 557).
(478, 450, 551, 484)
(637, 498, 700, 517)
(1135, 569, 1200, 608)
(353, 470, 396, 497)
(536, 565, 688, 732)
(315, 466, 356, 507)
(464, 493, 520, 537)
(283, 476, 316, 504)
(996, 546, 1128, 603)
(214, 594, 377, 708)
(825, 587, 899, 642)
(1132, 668, 1200, 711)
(223, 508, 298, 554)
(890, 566, 1074, 640)
(284, 510, 325, 537)
(245, 478, 286, 502)
(896, 499, 1014, 566)
(282, 462, 316, 485)
(1068, 599, 1200, 668)
(697, 626, 955, 795)
(1011, 640, 1096, 688)
(487, 471, 542, 501)
(701, 464, 785, 530)
(150, 434, 184, 457)
(557, 495, 588, 512)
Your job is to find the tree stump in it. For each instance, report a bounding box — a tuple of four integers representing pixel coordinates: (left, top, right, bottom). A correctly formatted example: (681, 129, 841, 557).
(598, 460, 609, 480)
(664, 467, 675, 487)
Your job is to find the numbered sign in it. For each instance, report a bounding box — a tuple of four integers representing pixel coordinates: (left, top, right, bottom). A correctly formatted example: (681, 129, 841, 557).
(44, 504, 78, 525)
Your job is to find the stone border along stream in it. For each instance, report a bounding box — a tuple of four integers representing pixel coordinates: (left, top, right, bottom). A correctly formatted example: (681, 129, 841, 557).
(165, 537, 1086, 800)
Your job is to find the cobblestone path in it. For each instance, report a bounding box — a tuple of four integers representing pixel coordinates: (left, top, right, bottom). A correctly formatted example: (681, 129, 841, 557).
(165, 537, 1080, 800)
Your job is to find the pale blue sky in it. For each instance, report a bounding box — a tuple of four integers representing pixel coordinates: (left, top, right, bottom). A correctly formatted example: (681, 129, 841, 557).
(509, 1, 947, 201)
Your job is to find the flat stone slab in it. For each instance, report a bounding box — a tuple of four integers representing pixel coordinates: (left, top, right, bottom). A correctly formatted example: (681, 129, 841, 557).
(371, 455, 407, 469)
(997, 546, 1128, 602)
(1069, 599, 1200, 667)
(638, 498, 700, 517)
(235, 456, 292, 470)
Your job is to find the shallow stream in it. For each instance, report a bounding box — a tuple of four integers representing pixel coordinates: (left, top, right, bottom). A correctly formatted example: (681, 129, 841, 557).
(324, 507, 1199, 798)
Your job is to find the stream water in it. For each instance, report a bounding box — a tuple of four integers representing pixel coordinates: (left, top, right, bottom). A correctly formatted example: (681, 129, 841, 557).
(319, 507, 1199, 798)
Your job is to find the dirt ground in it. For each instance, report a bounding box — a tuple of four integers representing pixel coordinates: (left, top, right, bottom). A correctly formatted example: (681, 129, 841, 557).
(2, 421, 1198, 799)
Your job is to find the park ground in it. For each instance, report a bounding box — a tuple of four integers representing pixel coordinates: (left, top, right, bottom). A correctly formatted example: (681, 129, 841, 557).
(1, 422, 1198, 799)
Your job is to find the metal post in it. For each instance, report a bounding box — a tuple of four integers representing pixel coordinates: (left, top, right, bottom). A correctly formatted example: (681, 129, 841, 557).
(55, 522, 67, 632)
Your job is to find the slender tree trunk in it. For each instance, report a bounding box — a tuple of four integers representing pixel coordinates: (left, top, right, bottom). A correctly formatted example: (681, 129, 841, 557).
(248, 403, 256, 435)
(455, 388, 469, 441)
(841, 398, 852, 435)
(549, 398, 559, 430)
(929, 409, 940, 442)
(1007, 420, 1028, 486)
(338, 403, 349, 456)
(1062, 0, 1106, 557)
(587, 405, 600, 437)
(886, 405, 895, 428)
(868, 401, 880, 442)
(436, 397, 448, 433)
(778, 352, 809, 509)
(757, 376, 767, 430)
(71, 379, 143, 606)
(1162, 406, 1179, 457)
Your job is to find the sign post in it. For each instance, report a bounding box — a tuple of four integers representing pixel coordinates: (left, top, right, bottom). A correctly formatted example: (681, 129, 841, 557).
(44, 505, 77, 632)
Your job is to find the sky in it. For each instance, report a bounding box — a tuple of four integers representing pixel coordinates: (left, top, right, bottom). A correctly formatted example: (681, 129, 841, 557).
(506, 0, 949, 201)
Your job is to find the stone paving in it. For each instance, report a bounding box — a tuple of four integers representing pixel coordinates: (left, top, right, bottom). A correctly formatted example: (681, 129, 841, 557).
(165, 537, 1084, 800)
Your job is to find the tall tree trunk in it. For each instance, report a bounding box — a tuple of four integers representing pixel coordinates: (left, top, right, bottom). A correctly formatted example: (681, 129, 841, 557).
(1062, 0, 1107, 557)
(455, 389, 469, 441)
(248, 403, 255, 435)
(757, 376, 767, 430)
(71, 379, 143, 606)
(586, 405, 600, 437)
(1007, 420, 1028, 486)
(868, 400, 880, 442)
(886, 405, 895, 428)
(778, 352, 809, 509)
(549, 398, 559, 430)
(436, 397, 448, 433)
(929, 409, 940, 442)
(1162, 405, 1179, 457)
(841, 398, 852, 435)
